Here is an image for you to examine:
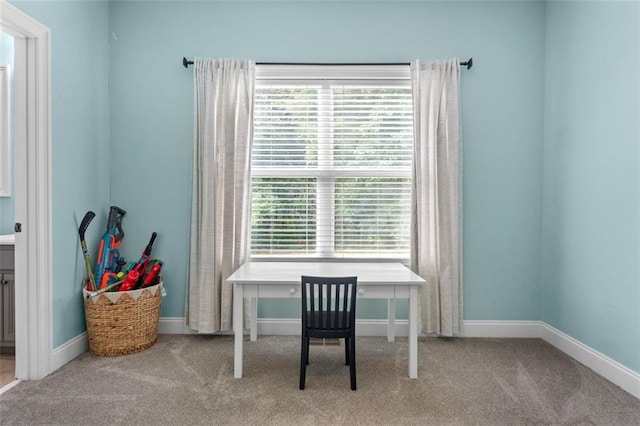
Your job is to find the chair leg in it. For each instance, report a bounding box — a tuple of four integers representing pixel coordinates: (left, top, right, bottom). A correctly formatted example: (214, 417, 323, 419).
(344, 337, 350, 365)
(349, 335, 356, 391)
(300, 336, 308, 390)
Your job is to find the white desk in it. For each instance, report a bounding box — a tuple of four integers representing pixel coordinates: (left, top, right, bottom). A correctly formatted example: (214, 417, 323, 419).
(226, 261, 425, 379)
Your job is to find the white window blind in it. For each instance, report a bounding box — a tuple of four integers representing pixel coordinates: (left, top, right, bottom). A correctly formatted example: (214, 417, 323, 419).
(251, 66, 413, 259)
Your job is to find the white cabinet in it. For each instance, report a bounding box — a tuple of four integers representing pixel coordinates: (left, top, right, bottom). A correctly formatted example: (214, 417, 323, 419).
(0, 243, 14, 353)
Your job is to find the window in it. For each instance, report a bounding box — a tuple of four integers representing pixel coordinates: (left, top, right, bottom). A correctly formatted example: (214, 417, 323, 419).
(251, 65, 413, 259)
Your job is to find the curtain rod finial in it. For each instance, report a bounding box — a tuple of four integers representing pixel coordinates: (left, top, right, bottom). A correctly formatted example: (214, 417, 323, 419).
(466, 58, 473, 70)
(183, 57, 193, 68)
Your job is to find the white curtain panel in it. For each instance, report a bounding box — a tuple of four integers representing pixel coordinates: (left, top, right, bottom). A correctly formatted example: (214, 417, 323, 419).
(410, 59, 463, 337)
(187, 58, 255, 333)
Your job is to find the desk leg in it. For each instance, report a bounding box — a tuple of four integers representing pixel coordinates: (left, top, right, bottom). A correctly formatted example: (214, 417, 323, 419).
(387, 298, 395, 342)
(233, 283, 243, 379)
(250, 297, 258, 342)
(408, 285, 418, 379)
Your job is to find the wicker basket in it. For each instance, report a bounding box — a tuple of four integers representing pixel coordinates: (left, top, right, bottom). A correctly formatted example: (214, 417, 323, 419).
(82, 280, 162, 356)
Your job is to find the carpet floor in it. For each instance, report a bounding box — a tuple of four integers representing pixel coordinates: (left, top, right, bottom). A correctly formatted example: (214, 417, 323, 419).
(1, 334, 638, 425)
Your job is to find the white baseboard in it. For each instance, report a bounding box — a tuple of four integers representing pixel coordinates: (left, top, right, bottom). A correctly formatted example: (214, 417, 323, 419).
(157, 317, 409, 337)
(50, 332, 88, 373)
(157, 317, 200, 335)
(0, 378, 21, 395)
(460, 320, 639, 398)
(253, 318, 299, 335)
(460, 320, 543, 338)
(158, 318, 538, 339)
(539, 323, 640, 399)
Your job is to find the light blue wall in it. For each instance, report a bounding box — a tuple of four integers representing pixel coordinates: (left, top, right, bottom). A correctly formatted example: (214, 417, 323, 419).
(108, 0, 546, 321)
(542, 1, 640, 372)
(10, 1, 112, 347)
(10, 0, 639, 377)
(0, 31, 14, 235)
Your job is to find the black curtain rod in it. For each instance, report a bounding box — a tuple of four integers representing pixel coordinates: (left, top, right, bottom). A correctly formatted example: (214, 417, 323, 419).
(182, 57, 473, 70)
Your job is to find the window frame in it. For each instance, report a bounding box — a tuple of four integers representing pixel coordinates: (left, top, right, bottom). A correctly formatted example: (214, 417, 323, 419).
(251, 64, 413, 262)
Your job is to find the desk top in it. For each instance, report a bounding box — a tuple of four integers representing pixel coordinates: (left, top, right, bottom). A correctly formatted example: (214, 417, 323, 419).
(226, 261, 425, 286)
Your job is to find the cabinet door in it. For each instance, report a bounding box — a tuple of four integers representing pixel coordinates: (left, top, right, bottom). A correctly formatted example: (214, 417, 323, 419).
(0, 246, 14, 271)
(2, 273, 14, 342)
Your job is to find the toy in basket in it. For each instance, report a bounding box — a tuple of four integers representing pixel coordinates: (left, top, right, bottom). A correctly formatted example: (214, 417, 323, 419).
(77, 208, 164, 356)
(83, 279, 163, 356)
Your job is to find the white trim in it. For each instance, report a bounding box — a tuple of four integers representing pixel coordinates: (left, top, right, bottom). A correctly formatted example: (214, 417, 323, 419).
(462, 321, 639, 398)
(157, 317, 639, 399)
(158, 317, 200, 335)
(158, 317, 410, 337)
(251, 318, 299, 335)
(50, 332, 88, 373)
(0, 1, 53, 380)
(0, 379, 21, 396)
(460, 320, 543, 338)
(540, 323, 640, 399)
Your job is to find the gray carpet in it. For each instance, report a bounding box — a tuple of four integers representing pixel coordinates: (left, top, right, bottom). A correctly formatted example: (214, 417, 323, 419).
(1, 335, 639, 425)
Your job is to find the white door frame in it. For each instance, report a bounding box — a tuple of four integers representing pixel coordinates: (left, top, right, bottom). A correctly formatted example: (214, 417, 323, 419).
(0, 1, 53, 380)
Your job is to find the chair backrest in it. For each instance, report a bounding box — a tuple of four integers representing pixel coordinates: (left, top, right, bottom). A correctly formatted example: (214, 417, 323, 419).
(301, 276, 357, 332)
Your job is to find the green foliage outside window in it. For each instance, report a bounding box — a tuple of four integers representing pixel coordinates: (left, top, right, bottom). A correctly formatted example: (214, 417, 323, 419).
(252, 85, 412, 258)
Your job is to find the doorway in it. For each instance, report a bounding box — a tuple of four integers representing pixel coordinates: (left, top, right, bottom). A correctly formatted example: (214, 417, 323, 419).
(0, 30, 15, 389)
(0, 1, 53, 382)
